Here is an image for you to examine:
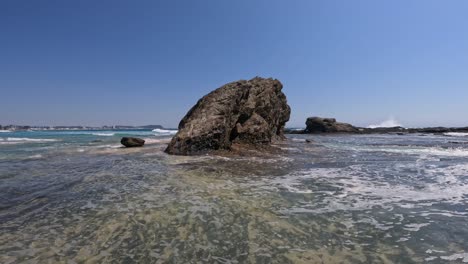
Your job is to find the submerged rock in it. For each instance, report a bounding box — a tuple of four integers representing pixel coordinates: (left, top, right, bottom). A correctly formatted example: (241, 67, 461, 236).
(305, 117, 358, 133)
(121, 137, 145, 147)
(165, 77, 291, 155)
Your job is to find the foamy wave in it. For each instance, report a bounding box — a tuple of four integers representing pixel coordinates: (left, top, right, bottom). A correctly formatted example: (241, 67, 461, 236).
(152, 128, 177, 135)
(0, 141, 22, 145)
(444, 132, 468, 137)
(92, 133, 115, 136)
(368, 117, 402, 128)
(144, 138, 172, 144)
(0, 130, 12, 133)
(376, 146, 468, 157)
(2, 137, 58, 143)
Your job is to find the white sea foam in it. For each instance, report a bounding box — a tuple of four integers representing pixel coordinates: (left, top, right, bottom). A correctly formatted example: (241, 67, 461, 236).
(381, 146, 468, 157)
(270, 175, 313, 193)
(144, 138, 172, 144)
(0, 141, 22, 145)
(444, 132, 468, 137)
(0, 130, 12, 133)
(1, 137, 58, 143)
(92, 133, 115, 136)
(152, 128, 177, 135)
(440, 253, 468, 262)
(259, 162, 468, 215)
(96, 144, 122, 149)
(290, 138, 307, 142)
(368, 117, 402, 128)
(403, 223, 430, 232)
(27, 154, 43, 159)
(334, 144, 468, 157)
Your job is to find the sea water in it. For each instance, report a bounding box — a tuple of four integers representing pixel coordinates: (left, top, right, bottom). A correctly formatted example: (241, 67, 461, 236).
(1, 131, 468, 263)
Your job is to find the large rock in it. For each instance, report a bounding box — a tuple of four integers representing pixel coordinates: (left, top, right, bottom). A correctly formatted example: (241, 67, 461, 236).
(121, 137, 145, 147)
(165, 77, 291, 155)
(305, 117, 358, 133)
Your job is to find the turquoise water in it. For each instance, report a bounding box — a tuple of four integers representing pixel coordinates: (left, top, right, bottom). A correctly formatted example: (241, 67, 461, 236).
(0, 129, 176, 160)
(1, 131, 468, 263)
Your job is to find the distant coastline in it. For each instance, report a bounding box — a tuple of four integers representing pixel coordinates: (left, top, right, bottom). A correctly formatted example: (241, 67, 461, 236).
(0, 124, 171, 132)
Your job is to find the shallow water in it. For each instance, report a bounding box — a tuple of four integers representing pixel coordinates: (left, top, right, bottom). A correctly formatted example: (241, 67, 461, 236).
(1, 131, 468, 263)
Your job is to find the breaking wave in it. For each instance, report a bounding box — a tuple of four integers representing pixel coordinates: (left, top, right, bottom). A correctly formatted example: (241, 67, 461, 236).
(368, 117, 402, 128)
(444, 132, 468, 137)
(92, 133, 115, 136)
(152, 128, 177, 135)
(0, 137, 59, 144)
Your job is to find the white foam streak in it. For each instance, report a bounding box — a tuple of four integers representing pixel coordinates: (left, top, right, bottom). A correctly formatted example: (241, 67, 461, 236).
(444, 132, 468, 137)
(144, 138, 172, 144)
(383, 146, 468, 157)
(2, 137, 58, 143)
(92, 133, 115, 136)
(336, 144, 468, 157)
(152, 128, 177, 135)
(440, 253, 468, 262)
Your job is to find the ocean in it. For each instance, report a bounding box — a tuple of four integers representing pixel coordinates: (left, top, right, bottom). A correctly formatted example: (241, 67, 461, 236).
(1, 130, 468, 263)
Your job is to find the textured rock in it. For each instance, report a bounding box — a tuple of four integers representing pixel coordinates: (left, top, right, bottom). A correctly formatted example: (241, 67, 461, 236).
(121, 137, 145, 147)
(305, 117, 358, 133)
(165, 77, 291, 155)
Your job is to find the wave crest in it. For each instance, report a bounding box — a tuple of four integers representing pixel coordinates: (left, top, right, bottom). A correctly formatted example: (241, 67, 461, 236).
(444, 132, 468, 137)
(368, 117, 402, 128)
(152, 128, 177, 135)
(0, 137, 58, 144)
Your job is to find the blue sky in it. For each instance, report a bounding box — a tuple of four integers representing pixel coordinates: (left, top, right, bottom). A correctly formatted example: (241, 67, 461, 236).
(1, 0, 467, 128)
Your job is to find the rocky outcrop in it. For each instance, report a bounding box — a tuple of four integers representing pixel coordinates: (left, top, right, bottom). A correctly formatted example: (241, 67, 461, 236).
(121, 137, 145, 147)
(286, 116, 468, 135)
(305, 117, 358, 133)
(165, 77, 291, 155)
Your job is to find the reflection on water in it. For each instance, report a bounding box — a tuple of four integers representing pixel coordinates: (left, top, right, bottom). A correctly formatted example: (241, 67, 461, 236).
(1, 133, 468, 263)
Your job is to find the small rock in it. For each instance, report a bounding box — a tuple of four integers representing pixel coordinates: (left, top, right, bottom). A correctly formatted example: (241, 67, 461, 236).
(121, 137, 145, 147)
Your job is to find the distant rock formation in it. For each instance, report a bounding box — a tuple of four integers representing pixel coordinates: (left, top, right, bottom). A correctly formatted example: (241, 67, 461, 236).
(285, 116, 468, 135)
(305, 117, 358, 133)
(165, 77, 291, 155)
(121, 137, 145, 147)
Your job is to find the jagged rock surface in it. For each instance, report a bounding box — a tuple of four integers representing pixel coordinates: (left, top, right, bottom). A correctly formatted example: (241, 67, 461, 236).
(305, 117, 358, 133)
(165, 77, 291, 155)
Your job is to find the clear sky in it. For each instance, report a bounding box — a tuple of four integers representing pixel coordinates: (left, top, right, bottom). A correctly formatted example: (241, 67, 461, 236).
(1, 0, 467, 128)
